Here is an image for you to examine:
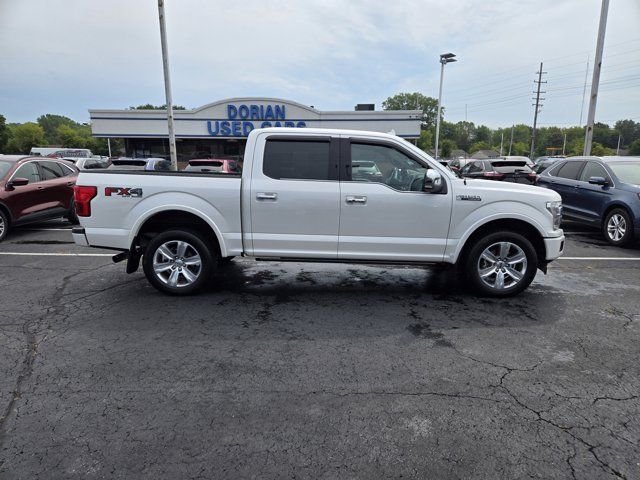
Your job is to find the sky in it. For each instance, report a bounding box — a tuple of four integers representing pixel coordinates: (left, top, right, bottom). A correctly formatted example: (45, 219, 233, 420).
(0, 0, 639, 128)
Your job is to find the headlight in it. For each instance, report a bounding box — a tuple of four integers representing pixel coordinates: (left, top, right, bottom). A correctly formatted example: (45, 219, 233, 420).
(546, 201, 563, 230)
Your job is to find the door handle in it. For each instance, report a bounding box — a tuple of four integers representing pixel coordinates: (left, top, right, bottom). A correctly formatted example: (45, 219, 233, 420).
(346, 195, 367, 204)
(256, 192, 277, 201)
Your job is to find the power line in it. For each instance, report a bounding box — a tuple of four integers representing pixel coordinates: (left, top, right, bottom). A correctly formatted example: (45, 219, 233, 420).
(531, 62, 547, 157)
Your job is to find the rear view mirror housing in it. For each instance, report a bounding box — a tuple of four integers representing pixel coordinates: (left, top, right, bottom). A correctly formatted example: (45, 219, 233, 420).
(6, 177, 29, 189)
(588, 176, 608, 186)
(423, 169, 444, 194)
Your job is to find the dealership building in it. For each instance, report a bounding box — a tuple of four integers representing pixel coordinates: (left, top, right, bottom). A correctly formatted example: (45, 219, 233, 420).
(89, 97, 422, 160)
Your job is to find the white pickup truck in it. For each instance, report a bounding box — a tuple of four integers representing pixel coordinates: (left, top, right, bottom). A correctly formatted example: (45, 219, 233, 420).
(72, 128, 564, 296)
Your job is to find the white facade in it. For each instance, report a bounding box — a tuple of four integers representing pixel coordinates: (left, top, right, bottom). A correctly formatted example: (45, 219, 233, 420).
(89, 97, 422, 140)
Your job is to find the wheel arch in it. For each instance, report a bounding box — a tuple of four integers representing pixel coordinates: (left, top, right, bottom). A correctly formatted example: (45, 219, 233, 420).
(0, 201, 13, 223)
(456, 218, 546, 271)
(132, 208, 225, 258)
(602, 202, 634, 227)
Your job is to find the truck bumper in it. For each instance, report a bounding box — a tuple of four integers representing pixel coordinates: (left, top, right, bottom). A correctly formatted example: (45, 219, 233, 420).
(544, 234, 565, 261)
(72, 226, 89, 247)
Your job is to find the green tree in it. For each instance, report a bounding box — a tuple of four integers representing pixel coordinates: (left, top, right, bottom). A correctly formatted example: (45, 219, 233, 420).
(629, 139, 640, 155)
(382, 92, 440, 129)
(590, 142, 613, 156)
(129, 104, 186, 110)
(56, 124, 84, 147)
(469, 141, 491, 153)
(614, 119, 640, 147)
(37, 114, 78, 144)
(417, 130, 433, 152)
(440, 139, 456, 159)
(510, 141, 530, 156)
(6, 122, 45, 153)
(0, 115, 9, 152)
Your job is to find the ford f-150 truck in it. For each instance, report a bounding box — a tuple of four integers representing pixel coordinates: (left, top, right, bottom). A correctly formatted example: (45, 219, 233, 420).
(71, 128, 565, 296)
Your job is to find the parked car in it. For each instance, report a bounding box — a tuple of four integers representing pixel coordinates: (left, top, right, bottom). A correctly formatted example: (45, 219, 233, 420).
(499, 155, 534, 167)
(533, 156, 565, 174)
(537, 156, 640, 246)
(144, 158, 173, 172)
(183, 158, 242, 173)
(447, 158, 474, 174)
(0, 155, 78, 241)
(107, 158, 149, 170)
(460, 159, 538, 184)
(72, 128, 564, 297)
(63, 157, 111, 170)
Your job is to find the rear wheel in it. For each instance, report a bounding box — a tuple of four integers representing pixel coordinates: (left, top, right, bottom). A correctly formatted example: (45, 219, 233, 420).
(142, 230, 217, 295)
(0, 210, 9, 242)
(603, 208, 633, 246)
(66, 199, 79, 225)
(465, 231, 538, 297)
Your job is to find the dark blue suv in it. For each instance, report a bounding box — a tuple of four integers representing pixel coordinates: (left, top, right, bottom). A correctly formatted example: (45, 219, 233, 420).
(537, 156, 640, 246)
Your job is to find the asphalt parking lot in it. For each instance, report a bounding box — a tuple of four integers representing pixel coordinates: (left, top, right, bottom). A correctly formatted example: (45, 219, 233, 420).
(0, 221, 638, 479)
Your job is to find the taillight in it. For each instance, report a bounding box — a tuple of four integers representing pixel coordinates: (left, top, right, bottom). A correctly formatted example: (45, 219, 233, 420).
(483, 171, 505, 179)
(73, 185, 97, 217)
(527, 172, 538, 182)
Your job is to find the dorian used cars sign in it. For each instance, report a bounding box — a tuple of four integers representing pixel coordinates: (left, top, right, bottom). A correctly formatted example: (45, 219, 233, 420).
(206, 104, 307, 137)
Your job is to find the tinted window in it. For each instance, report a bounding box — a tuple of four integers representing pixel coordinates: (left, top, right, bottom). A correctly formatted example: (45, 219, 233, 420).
(579, 162, 610, 183)
(263, 140, 331, 180)
(351, 143, 429, 191)
(0, 161, 12, 179)
(40, 161, 66, 180)
(13, 162, 41, 183)
(608, 161, 640, 185)
(555, 161, 584, 180)
(463, 161, 484, 174)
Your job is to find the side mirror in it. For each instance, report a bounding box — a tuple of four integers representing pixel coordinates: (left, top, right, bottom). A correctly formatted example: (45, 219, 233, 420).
(7, 177, 29, 189)
(423, 169, 444, 194)
(588, 176, 607, 186)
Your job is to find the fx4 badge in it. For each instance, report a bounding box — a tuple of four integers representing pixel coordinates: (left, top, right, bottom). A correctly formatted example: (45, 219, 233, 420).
(456, 195, 481, 201)
(105, 187, 143, 198)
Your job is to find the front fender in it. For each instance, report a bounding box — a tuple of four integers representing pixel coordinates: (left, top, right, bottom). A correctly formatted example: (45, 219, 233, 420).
(446, 201, 552, 263)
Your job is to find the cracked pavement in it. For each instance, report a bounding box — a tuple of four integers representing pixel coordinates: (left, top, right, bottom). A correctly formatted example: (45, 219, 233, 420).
(0, 221, 639, 479)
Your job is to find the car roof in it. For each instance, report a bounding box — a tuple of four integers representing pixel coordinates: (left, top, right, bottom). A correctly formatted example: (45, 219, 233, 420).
(563, 155, 640, 162)
(0, 155, 35, 162)
(189, 158, 228, 162)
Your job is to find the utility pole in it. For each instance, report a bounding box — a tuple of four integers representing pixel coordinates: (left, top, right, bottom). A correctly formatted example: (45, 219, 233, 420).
(500, 132, 504, 156)
(616, 134, 621, 155)
(562, 133, 567, 156)
(107, 138, 112, 157)
(584, 0, 610, 156)
(508, 125, 514, 155)
(158, 0, 178, 171)
(579, 56, 590, 126)
(530, 62, 547, 159)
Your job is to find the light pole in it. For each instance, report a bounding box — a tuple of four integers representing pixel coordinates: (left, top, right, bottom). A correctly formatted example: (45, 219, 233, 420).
(434, 52, 456, 159)
(158, 0, 178, 171)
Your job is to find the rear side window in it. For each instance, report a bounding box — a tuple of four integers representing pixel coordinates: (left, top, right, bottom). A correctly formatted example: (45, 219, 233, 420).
(39, 161, 66, 180)
(554, 161, 584, 180)
(263, 140, 331, 180)
(13, 162, 41, 183)
(463, 161, 484, 174)
(579, 162, 610, 183)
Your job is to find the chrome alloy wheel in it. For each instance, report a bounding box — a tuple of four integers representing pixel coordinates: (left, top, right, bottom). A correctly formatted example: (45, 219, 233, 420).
(152, 240, 202, 287)
(606, 214, 626, 242)
(477, 241, 527, 290)
(0, 216, 5, 238)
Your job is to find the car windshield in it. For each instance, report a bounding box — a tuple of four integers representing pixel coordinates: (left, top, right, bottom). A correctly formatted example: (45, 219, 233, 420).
(608, 162, 640, 185)
(0, 161, 12, 178)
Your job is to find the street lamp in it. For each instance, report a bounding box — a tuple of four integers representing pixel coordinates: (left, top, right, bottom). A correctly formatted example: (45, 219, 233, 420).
(434, 52, 457, 160)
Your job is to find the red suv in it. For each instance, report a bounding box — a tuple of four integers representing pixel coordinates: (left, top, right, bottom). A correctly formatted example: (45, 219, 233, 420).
(0, 155, 78, 241)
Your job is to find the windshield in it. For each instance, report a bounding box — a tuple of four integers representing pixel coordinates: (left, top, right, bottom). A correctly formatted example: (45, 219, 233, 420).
(608, 162, 640, 185)
(0, 161, 12, 179)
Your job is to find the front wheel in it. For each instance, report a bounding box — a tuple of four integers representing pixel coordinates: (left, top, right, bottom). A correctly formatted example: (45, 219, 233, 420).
(142, 230, 217, 295)
(465, 231, 538, 297)
(603, 208, 633, 246)
(0, 209, 9, 242)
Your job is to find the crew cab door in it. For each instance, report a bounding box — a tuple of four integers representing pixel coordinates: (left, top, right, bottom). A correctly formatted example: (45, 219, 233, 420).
(338, 138, 452, 262)
(249, 135, 340, 258)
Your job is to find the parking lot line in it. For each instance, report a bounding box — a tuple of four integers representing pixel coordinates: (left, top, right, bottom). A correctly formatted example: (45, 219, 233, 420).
(0, 252, 112, 257)
(557, 256, 640, 261)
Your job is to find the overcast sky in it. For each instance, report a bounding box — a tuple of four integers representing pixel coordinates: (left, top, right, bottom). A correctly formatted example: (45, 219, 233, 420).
(1, 0, 639, 127)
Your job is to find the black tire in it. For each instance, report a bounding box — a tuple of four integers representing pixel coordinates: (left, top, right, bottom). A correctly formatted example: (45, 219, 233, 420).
(142, 230, 217, 295)
(603, 208, 634, 247)
(220, 256, 235, 263)
(66, 199, 79, 225)
(465, 231, 538, 297)
(0, 209, 9, 242)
